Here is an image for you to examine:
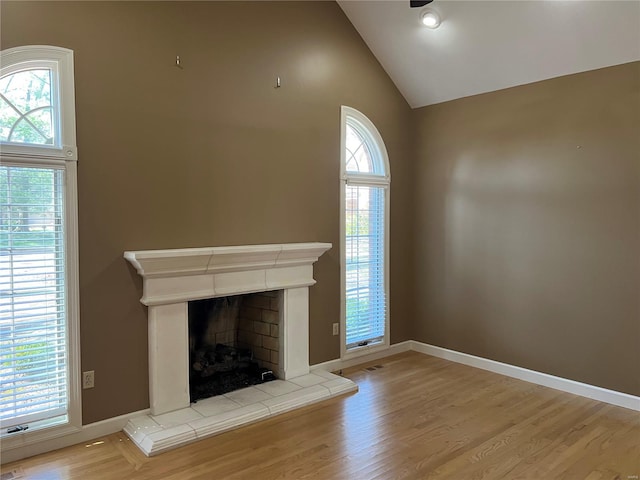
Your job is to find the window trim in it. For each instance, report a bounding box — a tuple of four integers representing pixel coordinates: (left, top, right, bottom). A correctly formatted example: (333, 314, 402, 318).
(0, 45, 81, 448)
(1, 45, 78, 161)
(340, 106, 391, 360)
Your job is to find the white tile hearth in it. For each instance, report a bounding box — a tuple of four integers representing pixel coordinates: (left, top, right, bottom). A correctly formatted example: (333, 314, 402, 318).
(310, 369, 340, 380)
(322, 378, 359, 396)
(190, 395, 241, 417)
(124, 371, 357, 456)
(224, 386, 273, 406)
(289, 373, 328, 388)
(188, 404, 270, 440)
(254, 379, 302, 396)
(152, 406, 203, 428)
(261, 384, 330, 416)
(126, 415, 164, 446)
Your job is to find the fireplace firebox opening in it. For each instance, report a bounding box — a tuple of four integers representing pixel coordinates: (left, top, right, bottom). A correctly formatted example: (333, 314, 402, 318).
(188, 290, 282, 402)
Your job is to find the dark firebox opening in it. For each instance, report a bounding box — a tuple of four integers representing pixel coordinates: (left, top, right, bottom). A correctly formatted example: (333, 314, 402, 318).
(189, 295, 277, 403)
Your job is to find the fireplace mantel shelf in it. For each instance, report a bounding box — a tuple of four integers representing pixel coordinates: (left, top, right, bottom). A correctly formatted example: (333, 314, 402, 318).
(125, 242, 332, 306)
(125, 242, 332, 278)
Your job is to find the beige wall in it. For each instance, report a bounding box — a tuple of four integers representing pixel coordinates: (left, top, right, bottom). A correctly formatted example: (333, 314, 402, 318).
(0, 1, 415, 423)
(411, 62, 640, 396)
(2, 1, 638, 425)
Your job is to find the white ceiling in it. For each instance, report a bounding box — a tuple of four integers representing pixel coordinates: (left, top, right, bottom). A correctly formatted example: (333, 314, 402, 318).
(338, 1, 640, 108)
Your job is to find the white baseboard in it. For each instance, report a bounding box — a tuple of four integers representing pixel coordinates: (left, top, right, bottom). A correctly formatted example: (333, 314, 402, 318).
(409, 341, 640, 412)
(312, 340, 639, 412)
(0, 409, 150, 464)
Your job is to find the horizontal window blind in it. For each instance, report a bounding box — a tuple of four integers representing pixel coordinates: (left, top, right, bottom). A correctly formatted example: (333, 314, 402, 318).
(345, 184, 386, 349)
(0, 165, 67, 429)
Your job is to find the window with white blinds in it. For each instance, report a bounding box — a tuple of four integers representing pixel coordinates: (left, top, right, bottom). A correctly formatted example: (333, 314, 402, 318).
(0, 166, 68, 428)
(0, 46, 79, 437)
(341, 106, 390, 354)
(345, 184, 386, 348)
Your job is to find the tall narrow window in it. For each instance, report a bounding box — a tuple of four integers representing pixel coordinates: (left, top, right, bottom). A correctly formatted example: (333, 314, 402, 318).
(0, 46, 80, 439)
(340, 106, 390, 356)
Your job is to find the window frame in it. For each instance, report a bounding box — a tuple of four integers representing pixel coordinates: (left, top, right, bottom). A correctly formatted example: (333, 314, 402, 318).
(0, 45, 81, 447)
(1, 45, 77, 160)
(340, 105, 391, 360)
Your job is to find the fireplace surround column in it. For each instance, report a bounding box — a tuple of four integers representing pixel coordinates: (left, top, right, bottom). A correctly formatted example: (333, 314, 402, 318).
(281, 287, 309, 379)
(148, 303, 190, 415)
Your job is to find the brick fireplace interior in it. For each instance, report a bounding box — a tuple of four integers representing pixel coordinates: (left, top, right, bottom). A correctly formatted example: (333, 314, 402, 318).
(189, 291, 283, 401)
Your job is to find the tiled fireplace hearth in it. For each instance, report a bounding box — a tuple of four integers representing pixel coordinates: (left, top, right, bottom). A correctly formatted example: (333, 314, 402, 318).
(122, 243, 357, 456)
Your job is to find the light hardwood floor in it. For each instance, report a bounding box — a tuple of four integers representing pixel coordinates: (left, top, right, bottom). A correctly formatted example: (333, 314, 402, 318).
(2, 351, 639, 479)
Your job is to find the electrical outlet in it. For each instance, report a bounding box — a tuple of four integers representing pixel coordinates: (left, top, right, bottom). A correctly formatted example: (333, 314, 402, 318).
(332, 323, 339, 336)
(82, 370, 95, 389)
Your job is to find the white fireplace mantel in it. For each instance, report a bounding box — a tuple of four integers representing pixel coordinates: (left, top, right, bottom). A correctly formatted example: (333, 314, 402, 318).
(124, 242, 332, 416)
(123, 242, 359, 456)
(125, 242, 332, 306)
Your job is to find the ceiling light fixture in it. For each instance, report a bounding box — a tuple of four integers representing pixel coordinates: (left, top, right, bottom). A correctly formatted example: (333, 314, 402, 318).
(421, 9, 441, 29)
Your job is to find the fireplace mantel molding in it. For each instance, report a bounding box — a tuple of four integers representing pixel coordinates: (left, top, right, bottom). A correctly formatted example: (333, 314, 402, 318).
(125, 242, 332, 306)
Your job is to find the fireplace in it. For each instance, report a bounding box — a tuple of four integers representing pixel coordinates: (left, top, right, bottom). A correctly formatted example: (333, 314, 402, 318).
(122, 243, 358, 456)
(188, 292, 282, 401)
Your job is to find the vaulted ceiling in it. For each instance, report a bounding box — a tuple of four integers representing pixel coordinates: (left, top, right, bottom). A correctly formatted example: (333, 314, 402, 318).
(338, 1, 640, 108)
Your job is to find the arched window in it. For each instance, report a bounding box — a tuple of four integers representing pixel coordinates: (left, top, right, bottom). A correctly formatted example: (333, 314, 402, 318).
(340, 106, 390, 357)
(0, 46, 80, 439)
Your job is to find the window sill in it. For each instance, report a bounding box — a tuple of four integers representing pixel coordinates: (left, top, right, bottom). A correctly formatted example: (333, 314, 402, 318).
(342, 340, 389, 361)
(0, 417, 81, 452)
